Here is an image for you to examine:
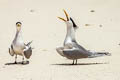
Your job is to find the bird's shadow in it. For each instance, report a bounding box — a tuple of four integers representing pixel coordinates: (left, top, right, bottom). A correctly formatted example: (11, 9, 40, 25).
(5, 61, 29, 65)
(52, 62, 108, 66)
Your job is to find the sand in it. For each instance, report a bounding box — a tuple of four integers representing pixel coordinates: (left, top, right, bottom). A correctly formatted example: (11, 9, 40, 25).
(0, 0, 120, 80)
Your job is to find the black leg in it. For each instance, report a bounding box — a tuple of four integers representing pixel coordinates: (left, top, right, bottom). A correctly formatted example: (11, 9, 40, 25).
(75, 59, 77, 65)
(72, 60, 74, 65)
(14, 55, 17, 64)
(22, 56, 24, 64)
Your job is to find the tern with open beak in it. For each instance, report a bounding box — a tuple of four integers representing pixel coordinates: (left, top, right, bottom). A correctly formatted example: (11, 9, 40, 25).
(56, 10, 111, 65)
(9, 22, 33, 64)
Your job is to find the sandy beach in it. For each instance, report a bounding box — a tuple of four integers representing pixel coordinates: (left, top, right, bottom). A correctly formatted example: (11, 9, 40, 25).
(0, 0, 120, 80)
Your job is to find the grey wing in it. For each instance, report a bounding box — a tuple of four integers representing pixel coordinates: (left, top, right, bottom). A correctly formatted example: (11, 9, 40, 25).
(24, 41, 33, 59)
(88, 51, 111, 58)
(63, 48, 90, 59)
(72, 41, 87, 51)
(24, 47, 32, 59)
(56, 46, 65, 57)
(9, 45, 15, 56)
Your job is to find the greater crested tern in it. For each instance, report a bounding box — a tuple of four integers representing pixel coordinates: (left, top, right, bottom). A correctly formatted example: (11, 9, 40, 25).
(9, 22, 33, 64)
(56, 10, 111, 65)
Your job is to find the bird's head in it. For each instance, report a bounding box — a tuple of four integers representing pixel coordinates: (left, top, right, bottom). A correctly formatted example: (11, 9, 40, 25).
(58, 10, 78, 29)
(16, 22, 22, 31)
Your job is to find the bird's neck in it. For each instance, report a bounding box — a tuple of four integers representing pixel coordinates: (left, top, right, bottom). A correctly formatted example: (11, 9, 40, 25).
(16, 30, 22, 38)
(13, 29, 23, 43)
(64, 26, 76, 45)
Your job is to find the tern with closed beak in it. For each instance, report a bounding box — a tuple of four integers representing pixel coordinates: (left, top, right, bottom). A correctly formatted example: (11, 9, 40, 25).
(56, 10, 111, 65)
(9, 22, 33, 64)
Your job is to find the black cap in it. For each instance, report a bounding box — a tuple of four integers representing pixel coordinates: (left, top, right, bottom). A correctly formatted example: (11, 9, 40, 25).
(70, 17, 77, 28)
(16, 22, 22, 25)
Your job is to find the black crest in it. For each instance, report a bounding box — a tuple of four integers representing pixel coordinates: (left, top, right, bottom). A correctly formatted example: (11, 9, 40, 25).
(70, 17, 78, 29)
(16, 22, 22, 25)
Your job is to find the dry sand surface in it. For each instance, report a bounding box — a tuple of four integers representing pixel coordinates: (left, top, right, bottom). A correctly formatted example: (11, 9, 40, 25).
(0, 0, 120, 80)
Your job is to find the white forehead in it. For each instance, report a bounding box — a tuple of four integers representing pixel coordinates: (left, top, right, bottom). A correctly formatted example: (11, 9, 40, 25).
(65, 21, 73, 26)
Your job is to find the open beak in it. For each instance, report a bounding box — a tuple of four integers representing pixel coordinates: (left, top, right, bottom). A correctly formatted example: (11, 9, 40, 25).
(58, 17, 66, 22)
(58, 9, 69, 22)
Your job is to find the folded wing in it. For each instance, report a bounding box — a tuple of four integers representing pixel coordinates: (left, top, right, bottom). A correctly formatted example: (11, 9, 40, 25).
(23, 41, 33, 59)
(63, 48, 90, 59)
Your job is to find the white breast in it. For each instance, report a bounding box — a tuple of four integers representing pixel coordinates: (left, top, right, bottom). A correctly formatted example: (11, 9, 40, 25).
(13, 32, 24, 54)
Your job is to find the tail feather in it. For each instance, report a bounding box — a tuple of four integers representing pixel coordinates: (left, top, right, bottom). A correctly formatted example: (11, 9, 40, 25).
(89, 52, 111, 58)
(26, 41, 33, 46)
